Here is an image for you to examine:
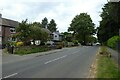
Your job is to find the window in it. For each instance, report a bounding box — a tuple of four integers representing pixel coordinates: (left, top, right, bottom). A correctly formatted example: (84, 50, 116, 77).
(8, 37, 16, 42)
(12, 37, 16, 41)
(10, 28, 16, 33)
(55, 35, 57, 37)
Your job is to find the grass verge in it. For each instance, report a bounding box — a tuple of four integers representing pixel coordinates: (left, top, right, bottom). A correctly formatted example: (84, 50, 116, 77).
(97, 46, 120, 78)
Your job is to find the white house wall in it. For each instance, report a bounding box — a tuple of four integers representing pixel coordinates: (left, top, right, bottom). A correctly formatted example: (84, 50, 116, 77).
(53, 32, 59, 41)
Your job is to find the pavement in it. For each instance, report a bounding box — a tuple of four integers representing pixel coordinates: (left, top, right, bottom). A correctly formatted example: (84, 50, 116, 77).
(107, 47, 120, 65)
(2, 46, 99, 78)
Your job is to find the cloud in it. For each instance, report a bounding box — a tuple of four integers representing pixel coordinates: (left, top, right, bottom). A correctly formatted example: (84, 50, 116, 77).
(0, 0, 107, 32)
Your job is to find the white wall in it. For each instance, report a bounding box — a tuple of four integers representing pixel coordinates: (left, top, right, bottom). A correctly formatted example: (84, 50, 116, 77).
(53, 32, 59, 41)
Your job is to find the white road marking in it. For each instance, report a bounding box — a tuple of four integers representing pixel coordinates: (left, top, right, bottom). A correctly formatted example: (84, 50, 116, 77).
(71, 50, 80, 54)
(3, 73, 18, 78)
(44, 55, 67, 64)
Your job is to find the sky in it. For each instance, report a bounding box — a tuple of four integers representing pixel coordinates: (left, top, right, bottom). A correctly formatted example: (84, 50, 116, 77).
(0, 0, 107, 32)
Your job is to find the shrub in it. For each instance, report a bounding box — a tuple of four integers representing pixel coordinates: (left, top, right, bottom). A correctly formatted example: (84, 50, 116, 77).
(100, 46, 111, 57)
(14, 46, 50, 55)
(16, 42, 24, 47)
(72, 40, 79, 46)
(107, 36, 120, 49)
(6, 41, 16, 47)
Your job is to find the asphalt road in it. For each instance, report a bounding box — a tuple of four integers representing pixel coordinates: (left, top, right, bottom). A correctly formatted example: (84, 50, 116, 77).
(2, 46, 99, 78)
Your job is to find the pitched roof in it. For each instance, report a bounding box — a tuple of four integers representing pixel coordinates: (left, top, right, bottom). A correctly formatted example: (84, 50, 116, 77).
(41, 28, 52, 34)
(0, 18, 19, 27)
(53, 31, 63, 36)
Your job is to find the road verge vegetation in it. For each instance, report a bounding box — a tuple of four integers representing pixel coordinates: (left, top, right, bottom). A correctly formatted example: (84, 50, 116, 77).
(96, 46, 120, 78)
(14, 46, 51, 55)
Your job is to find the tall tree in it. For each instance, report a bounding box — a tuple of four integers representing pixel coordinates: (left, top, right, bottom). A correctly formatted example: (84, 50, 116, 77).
(97, 2, 120, 44)
(16, 19, 31, 45)
(68, 13, 95, 45)
(41, 17, 48, 28)
(48, 19, 57, 32)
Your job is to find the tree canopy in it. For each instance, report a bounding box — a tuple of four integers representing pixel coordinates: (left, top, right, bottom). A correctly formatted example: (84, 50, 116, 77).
(41, 17, 48, 28)
(68, 13, 95, 44)
(47, 19, 57, 32)
(97, 2, 120, 44)
(16, 19, 49, 45)
(16, 19, 31, 44)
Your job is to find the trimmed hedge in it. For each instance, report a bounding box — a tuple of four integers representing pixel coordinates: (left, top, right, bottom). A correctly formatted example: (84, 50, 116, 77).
(14, 46, 50, 55)
(107, 36, 120, 49)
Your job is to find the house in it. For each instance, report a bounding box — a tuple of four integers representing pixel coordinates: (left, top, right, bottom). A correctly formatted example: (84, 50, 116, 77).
(0, 14, 19, 48)
(0, 14, 63, 47)
(51, 31, 63, 41)
(46, 31, 63, 45)
(33, 28, 64, 45)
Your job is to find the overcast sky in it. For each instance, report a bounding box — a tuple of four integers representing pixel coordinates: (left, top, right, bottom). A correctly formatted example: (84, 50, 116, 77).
(0, 0, 107, 32)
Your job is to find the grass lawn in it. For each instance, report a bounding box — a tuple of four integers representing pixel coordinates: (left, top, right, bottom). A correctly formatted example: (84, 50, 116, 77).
(97, 46, 120, 78)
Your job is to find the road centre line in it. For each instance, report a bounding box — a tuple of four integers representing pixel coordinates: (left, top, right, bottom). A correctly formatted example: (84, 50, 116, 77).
(3, 73, 18, 79)
(44, 55, 67, 64)
(44, 50, 81, 64)
(71, 50, 80, 54)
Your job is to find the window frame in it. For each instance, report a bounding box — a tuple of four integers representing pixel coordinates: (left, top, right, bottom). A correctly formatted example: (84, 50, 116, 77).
(10, 28, 16, 33)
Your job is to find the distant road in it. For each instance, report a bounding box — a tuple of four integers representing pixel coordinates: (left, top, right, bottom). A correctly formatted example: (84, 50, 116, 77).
(2, 46, 99, 78)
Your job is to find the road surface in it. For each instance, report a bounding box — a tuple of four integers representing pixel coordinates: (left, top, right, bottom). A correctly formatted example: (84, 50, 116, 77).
(2, 46, 99, 78)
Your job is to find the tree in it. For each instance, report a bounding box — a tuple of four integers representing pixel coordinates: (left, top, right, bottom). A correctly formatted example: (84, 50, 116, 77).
(29, 24, 49, 45)
(86, 35, 97, 43)
(16, 19, 31, 45)
(40, 30, 49, 42)
(31, 22, 42, 28)
(107, 36, 120, 49)
(97, 2, 120, 44)
(16, 19, 49, 46)
(48, 19, 57, 32)
(41, 17, 48, 28)
(62, 32, 73, 42)
(29, 25, 42, 40)
(68, 13, 95, 45)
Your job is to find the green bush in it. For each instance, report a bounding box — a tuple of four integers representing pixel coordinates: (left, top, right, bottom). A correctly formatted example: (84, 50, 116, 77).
(14, 46, 50, 55)
(107, 36, 120, 49)
(72, 40, 79, 46)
